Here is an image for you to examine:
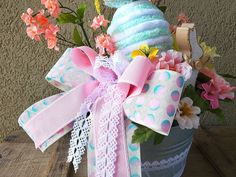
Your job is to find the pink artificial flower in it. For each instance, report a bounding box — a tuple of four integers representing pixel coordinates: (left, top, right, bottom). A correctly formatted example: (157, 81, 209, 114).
(41, 0, 61, 18)
(176, 13, 190, 23)
(91, 15, 110, 30)
(35, 10, 49, 30)
(95, 34, 116, 55)
(26, 24, 41, 41)
(21, 8, 60, 50)
(21, 8, 35, 25)
(156, 50, 192, 80)
(199, 70, 236, 109)
(170, 13, 190, 34)
(45, 24, 60, 51)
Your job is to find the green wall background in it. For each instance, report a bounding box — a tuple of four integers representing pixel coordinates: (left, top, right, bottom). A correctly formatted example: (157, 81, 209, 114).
(0, 0, 235, 141)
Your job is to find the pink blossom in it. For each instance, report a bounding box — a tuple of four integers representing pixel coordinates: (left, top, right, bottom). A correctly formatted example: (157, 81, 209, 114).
(21, 8, 60, 50)
(91, 15, 110, 30)
(26, 24, 41, 41)
(199, 71, 236, 109)
(45, 24, 59, 51)
(95, 34, 116, 55)
(41, 0, 61, 18)
(170, 13, 190, 34)
(156, 50, 192, 80)
(21, 8, 35, 25)
(35, 10, 49, 30)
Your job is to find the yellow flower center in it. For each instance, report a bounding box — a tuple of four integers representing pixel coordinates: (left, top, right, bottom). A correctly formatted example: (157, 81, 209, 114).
(180, 102, 193, 117)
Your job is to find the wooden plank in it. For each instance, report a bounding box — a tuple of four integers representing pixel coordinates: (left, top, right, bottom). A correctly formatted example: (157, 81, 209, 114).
(1, 128, 236, 177)
(43, 134, 72, 177)
(194, 126, 236, 177)
(0, 131, 58, 177)
(72, 153, 87, 177)
(0, 130, 87, 177)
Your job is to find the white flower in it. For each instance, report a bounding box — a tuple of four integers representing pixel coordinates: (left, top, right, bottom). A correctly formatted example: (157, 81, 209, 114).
(175, 97, 201, 129)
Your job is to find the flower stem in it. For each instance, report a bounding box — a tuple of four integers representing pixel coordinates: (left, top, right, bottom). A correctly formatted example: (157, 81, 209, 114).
(60, 7, 77, 16)
(32, 8, 47, 17)
(58, 1, 92, 48)
(57, 36, 77, 46)
(57, 41, 74, 47)
(59, 1, 77, 16)
(79, 23, 92, 47)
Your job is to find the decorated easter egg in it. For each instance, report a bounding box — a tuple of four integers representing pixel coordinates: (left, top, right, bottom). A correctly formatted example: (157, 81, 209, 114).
(104, 0, 137, 8)
(107, 0, 173, 61)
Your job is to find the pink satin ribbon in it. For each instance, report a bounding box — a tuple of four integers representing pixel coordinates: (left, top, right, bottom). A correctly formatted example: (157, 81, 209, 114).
(24, 46, 154, 177)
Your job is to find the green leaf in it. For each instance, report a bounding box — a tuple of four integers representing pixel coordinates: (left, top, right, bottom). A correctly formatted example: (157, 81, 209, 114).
(56, 13, 77, 24)
(220, 99, 233, 103)
(183, 85, 210, 112)
(132, 124, 165, 145)
(158, 6, 167, 13)
(73, 27, 84, 46)
(208, 108, 225, 122)
(153, 133, 165, 145)
(76, 3, 87, 20)
(219, 73, 236, 79)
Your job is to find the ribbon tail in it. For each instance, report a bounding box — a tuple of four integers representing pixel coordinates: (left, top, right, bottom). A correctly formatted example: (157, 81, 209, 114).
(94, 85, 130, 177)
(68, 112, 91, 172)
(68, 84, 106, 172)
(125, 120, 142, 177)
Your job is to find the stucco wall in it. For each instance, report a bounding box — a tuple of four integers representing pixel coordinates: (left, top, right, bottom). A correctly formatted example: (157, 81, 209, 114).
(0, 0, 235, 141)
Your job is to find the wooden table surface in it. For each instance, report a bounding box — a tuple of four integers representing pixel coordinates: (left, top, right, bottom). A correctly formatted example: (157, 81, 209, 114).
(0, 127, 235, 177)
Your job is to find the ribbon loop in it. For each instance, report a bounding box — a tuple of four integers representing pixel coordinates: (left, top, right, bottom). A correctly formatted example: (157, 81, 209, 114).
(24, 81, 98, 148)
(46, 48, 91, 91)
(118, 56, 154, 97)
(71, 47, 98, 76)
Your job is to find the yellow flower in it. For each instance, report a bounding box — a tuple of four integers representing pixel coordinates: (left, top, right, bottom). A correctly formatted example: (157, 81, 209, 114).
(131, 44, 159, 61)
(95, 0, 101, 15)
(200, 41, 220, 69)
(200, 42, 220, 59)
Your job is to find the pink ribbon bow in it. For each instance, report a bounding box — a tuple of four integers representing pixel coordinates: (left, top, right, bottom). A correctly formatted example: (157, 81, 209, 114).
(19, 46, 154, 177)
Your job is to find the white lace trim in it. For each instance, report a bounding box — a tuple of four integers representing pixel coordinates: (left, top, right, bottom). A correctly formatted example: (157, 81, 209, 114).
(94, 55, 113, 70)
(67, 84, 106, 172)
(95, 85, 125, 177)
(142, 145, 191, 172)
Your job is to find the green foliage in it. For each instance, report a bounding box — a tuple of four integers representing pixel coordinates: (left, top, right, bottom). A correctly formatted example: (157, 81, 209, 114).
(183, 85, 210, 112)
(209, 109, 225, 122)
(57, 3, 87, 24)
(73, 27, 84, 46)
(56, 13, 77, 24)
(153, 133, 165, 145)
(132, 124, 165, 145)
(56, 3, 89, 47)
(76, 3, 87, 21)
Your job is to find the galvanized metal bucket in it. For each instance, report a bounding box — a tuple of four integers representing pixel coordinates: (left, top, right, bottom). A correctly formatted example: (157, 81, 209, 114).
(141, 126, 194, 177)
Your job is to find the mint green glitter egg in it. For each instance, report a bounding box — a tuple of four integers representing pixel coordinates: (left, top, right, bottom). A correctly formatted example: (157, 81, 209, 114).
(107, 1, 173, 61)
(104, 0, 138, 8)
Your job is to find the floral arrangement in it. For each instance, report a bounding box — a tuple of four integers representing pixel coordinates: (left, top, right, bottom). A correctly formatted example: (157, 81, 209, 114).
(19, 0, 235, 176)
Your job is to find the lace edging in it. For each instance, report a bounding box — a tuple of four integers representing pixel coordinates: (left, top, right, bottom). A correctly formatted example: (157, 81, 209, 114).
(67, 85, 106, 172)
(142, 145, 191, 172)
(95, 85, 125, 177)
